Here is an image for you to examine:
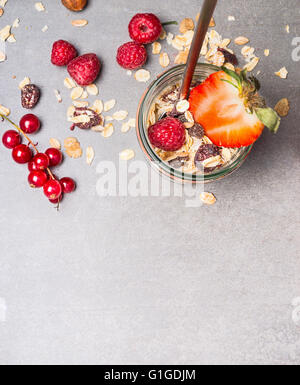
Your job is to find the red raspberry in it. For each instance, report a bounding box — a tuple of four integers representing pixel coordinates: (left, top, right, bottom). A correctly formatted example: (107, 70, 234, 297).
(129, 13, 162, 44)
(116, 42, 147, 70)
(67, 53, 101, 86)
(148, 117, 186, 152)
(51, 40, 78, 66)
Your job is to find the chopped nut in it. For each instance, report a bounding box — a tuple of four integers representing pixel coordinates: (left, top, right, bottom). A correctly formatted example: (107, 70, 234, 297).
(234, 36, 249, 45)
(200, 192, 217, 205)
(19, 77, 31, 89)
(64, 137, 82, 159)
(275, 67, 288, 79)
(71, 87, 84, 100)
(274, 98, 290, 117)
(176, 99, 190, 113)
(152, 42, 162, 55)
(264, 49, 270, 57)
(71, 19, 88, 27)
(86, 146, 95, 165)
(49, 138, 61, 150)
(135, 69, 151, 83)
(104, 99, 116, 112)
(92, 99, 103, 114)
(119, 149, 135, 161)
(101, 123, 114, 138)
(64, 77, 76, 89)
(243, 57, 260, 72)
(54, 89, 62, 103)
(0, 50, 6, 62)
(86, 84, 98, 96)
(159, 52, 170, 68)
(0, 104, 10, 116)
(0, 25, 11, 41)
(179, 18, 194, 34)
(35, 2, 45, 11)
(113, 110, 128, 121)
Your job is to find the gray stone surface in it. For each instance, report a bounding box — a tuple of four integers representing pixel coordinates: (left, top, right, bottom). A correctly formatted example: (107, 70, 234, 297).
(0, 0, 299, 365)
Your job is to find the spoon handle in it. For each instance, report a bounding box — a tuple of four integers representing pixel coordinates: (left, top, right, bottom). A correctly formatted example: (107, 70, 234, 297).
(180, 0, 218, 100)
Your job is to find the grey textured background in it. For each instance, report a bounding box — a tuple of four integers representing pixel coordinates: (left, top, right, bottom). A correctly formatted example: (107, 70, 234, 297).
(0, 0, 300, 365)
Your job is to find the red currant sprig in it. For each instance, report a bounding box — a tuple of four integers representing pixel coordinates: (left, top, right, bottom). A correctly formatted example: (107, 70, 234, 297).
(1, 114, 76, 209)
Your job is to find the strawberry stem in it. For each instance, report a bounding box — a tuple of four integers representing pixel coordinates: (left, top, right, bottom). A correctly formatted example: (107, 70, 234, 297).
(162, 21, 178, 26)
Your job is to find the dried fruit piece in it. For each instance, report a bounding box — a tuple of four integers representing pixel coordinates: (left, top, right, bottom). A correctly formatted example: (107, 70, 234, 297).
(86, 146, 95, 165)
(188, 123, 204, 139)
(49, 138, 61, 150)
(200, 192, 216, 205)
(71, 19, 88, 27)
(0, 9, 3, 17)
(194, 144, 220, 166)
(275, 67, 288, 79)
(179, 18, 194, 34)
(218, 48, 238, 66)
(73, 107, 102, 129)
(274, 98, 290, 117)
(21, 84, 40, 109)
(168, 153, 189, 169)
(135, 69, 151, 83)
(234, 36, 249, 45)
(62, 0, 87, 12)
(119, 149, 135, 161)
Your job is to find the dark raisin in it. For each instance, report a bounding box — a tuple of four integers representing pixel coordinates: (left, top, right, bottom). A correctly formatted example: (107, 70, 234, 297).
(21, 84, 40, 109)
(168, 155, 190, 169)
(194, 144, 220, 168)
(188, 123, 205, 139)
(218, 48, 238, 66)
(74, 107, 102, 130)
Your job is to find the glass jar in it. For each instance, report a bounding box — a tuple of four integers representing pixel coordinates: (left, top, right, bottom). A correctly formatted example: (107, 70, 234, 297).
(136, 63, 253, 184)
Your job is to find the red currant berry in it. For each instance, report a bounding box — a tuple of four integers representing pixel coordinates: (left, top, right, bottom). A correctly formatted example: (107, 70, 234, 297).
(60, 177, 76, 193)
(32, 153, 50, 170)
(49, 194, 63, 205)
(28, 161, 39, 172)
(28, 170, 48, 188)
(45, 148, 63, 167)
(43, 179, 62, 200)
(2, 130, 22, 149)
(12, 144, 33, 164)
(19, 114, 41, 134)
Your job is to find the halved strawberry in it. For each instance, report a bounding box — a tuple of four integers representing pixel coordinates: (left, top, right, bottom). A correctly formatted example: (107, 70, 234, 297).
(189, 69, 280, 148)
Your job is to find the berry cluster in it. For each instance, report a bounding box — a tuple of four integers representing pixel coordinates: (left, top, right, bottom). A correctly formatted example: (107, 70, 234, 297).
(116, 13, 163, 70)
(1, 114, 75, 208)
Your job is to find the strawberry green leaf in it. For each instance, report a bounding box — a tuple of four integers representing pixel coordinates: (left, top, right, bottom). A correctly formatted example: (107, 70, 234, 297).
(255, 108, 281, 133)
(221, 79, 239, 90)
(221, 67, 241, 88)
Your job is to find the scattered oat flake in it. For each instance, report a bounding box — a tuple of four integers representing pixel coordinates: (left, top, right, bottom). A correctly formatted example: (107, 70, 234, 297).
(128, 118, 136, 128)
(104, 99, 116, 112)
(152, 42, 162, 55)
(159, 28, 167, 40)
(72, 19, 88, 27)
(0, 104, 10, 116)
(81, 90, 88, 99)
(102, 123, 114, 138)
(0, 25, 11, 41)
(0, 0, 7, 7)
(212, 51, 225, 67)
(35, 2, 45, 12)
(234, 36, 249, 45)
(92, 99, 103, 114)
(64, 137, 82, 159)
(200, 192, 216, 205)
(12, 18, 20, 28)
(274, 98, 290, 117)
(54, 89, 62, 103)
(121, 122, 131, 133)
(113, 110, 128, 121)
(180, 18, 195, 34)
(49, 138, 61, 150)
(228, 16, 235, 21)
(64, 77, 76, 89)
(119, 149, 135, 161)
(176, 99, 190, 113)
(175, 49, 189, 65)
(135, 69, 151, 83)
(159, 52, 170, 68)
(275, 67, 288, 79)
(264, 49, 270, 57)
(86, 84, 98, 96)
(19, 77, 31, 89)
(73, 100, 89, 108)
(71, 87, 84, 100)
(42, 25, 48, 32)
(91, 125, 104, 133)
(286, 25, 290, 34)
(0, 50, 6, 62)
(86, 146, 95, 165)
(166, 32, 174, 45)
(67, 105, 75, 118)
(243, 57, 260, 72)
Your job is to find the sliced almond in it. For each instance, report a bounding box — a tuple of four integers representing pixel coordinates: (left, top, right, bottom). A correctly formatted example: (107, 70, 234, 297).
(0, 104, 10, 116)
(119, 149, 135, 161)
(91, 99, 103, 114)
(274, 98, 290, 117)
(101, 123, 114, 138)
(200, 192, 217, 205)
(179, 18, 195, 34)
(86, 84, 98, 96)
(54, 89, 62, 103)
(49, 138, 61, 150)
(159, 52, 170, 68)
(243, 57, 260, 72)
(152, 42, 162, 55)
(234, 36, 249, 45)
(113, 110, 128, 121)
(135, 69, 151, 83)
(71, 19, 88, 27)
(0, 25, 11, 41)
(0, 50, 6, 62)
(176, 99, 190, 113)
(64, 77, 76, 89)
(86, 146, 95, 165)
(35, 2, 45, 11)
(71, 87, 84, 100)
(275, 67, 288, 79)
(104, 99, 116, 112)
(19, 77, 31, 89)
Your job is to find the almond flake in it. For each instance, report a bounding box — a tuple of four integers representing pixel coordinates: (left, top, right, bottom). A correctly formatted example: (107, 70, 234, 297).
(0, 104, 10, 116)
(119, 149, 135, 161)
(35, 2, 45, 12)
(54, 89, 62, 103)
(92, 99, 103, 114)
(113, 110, 128, 121)
(274, 98, 290, 117)
(73, 100, 89, 108)
(264, 49, 270, 57)
(49, 138, 61, 150)
(234, 36, 249, 45)
(0, 25, 11, 41)
(152, 42, 162, 55)
(104, 99, 116, 112)
(86, 84, 98, 96)
(159, 52, 170, 68)
(135, 69, 150, 83)
(200, 192, 216, 205)
(18, 77, 30, 89)
(12, 18, 20, 28)
(275, 67, 288, 79)
(176, 99, 190, 113)
(86, 146, 95, 165)
(64, 77, 76, 89)
(71, 87, 84, 100)
(71, 19, 88, 27)
(179, 18, 195, 34)
(0, 50, 6, 62)
(101, 123, 114, 138)
(42, 25, 48, 33)
(243, 57, 260, 72)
